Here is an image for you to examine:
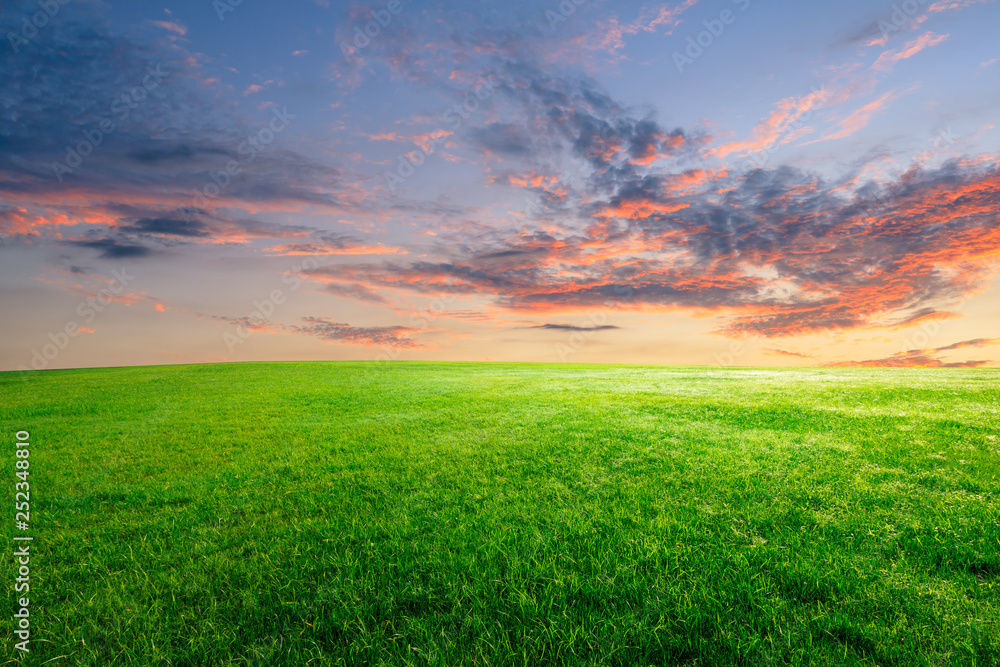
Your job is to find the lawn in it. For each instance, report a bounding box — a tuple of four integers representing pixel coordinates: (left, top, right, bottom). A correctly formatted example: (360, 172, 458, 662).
(1, 362, 998, 665)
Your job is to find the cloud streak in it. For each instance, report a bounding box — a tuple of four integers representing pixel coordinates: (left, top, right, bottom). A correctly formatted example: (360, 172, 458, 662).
(871, 31, 948, 71)
(829, 337, 998, 367)
(288, 318, 425, 348)
(523, 323, 622, 331)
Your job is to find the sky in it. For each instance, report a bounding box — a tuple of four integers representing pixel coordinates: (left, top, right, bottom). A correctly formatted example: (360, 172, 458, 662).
(1, 0, 999, 371)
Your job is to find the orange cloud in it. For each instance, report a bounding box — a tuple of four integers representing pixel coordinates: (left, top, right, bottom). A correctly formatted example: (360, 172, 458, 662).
(828, 352, 990, 367)
(662, 169, 729, 195)
(413, 129, 453, 150)
(596, 200, 689, 220)
(707, 87, 829, 159)
(0, 207, 91, 236)
(506, 172, 561, 189)
(762, 348, 814, 358)
(829, 338, 999, 367)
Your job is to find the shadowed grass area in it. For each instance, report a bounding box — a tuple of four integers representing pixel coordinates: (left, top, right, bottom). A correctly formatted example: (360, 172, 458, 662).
(1, 362, 998, 665)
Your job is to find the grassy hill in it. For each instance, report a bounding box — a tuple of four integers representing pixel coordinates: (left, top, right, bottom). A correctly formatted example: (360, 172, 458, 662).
(2, 362, 999, 665)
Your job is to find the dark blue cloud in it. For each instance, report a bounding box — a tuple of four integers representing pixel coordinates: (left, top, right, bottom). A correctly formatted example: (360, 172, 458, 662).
(523, 323, 621, 331)
(119, 217, 211, 238)
(72, 238, 155, 259)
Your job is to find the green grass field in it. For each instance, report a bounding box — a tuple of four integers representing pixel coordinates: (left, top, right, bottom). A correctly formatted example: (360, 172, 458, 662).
(2, 362, 999, 666)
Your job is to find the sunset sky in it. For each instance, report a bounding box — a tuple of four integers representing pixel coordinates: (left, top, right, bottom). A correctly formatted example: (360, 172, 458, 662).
(2, 0, 999, 371)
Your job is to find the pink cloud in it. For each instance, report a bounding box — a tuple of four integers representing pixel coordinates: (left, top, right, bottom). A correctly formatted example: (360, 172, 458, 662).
(147, 20, 186, 36)
(929, 0, 993, 12)
(871, 32, 948, 72)
(816, 90, 898, 142)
